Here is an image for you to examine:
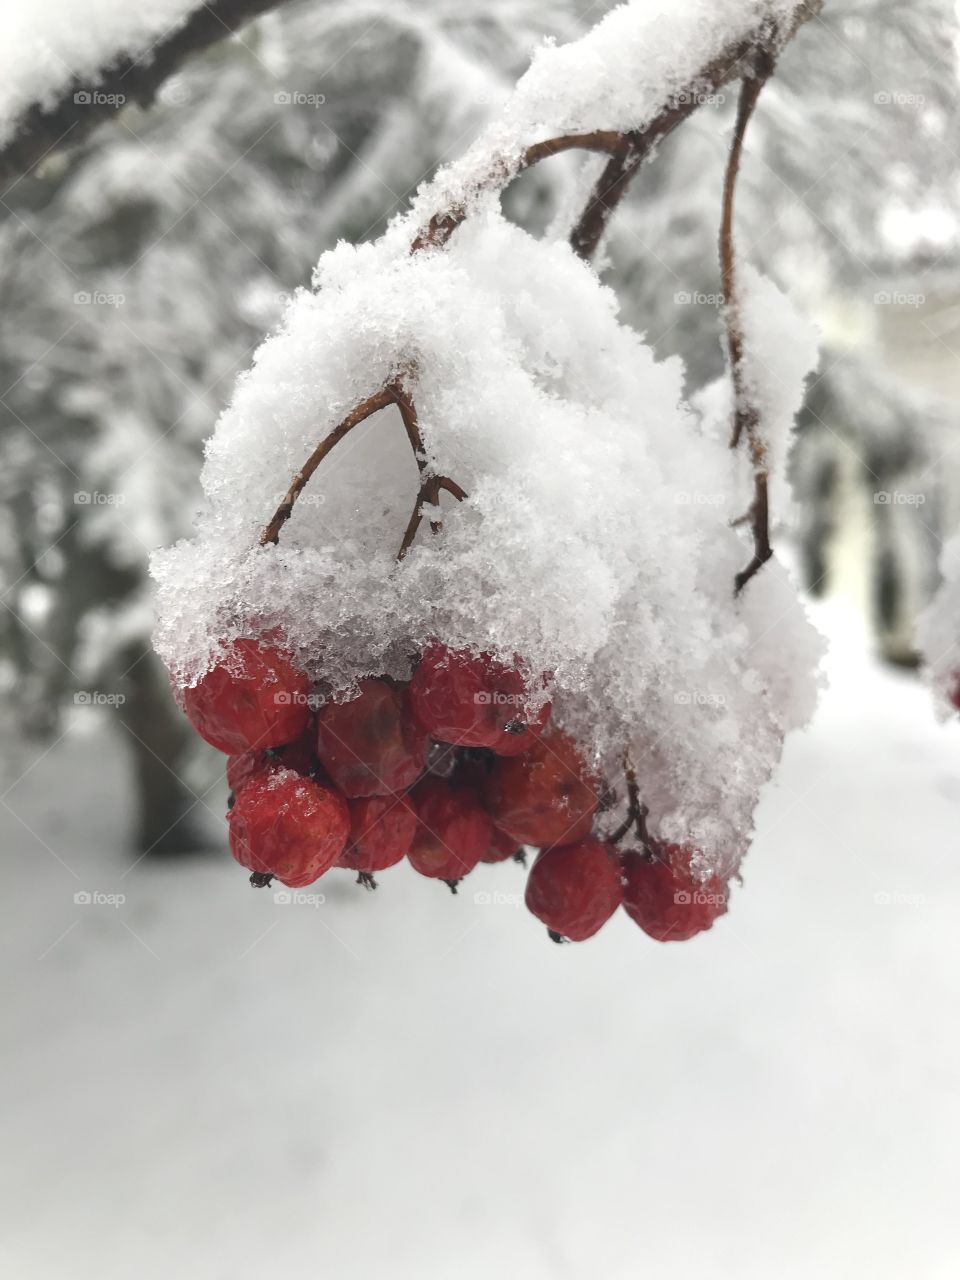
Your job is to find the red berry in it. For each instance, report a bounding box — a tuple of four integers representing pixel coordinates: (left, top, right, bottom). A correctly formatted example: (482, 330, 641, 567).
(338, 793, 418, 873)
(622, 844, 729, 942)
(316, 679, 428, 798)
(525, 838, 623, 941)
(408, 776, 492, 883)
(409, 643, 551, 754)
(228, 769, 349, 886)
(184, 638, 310, 755)
(949, 676, 960, 712)
(485, 727, 598, 848)
(227, 748, 266, 793)
(274, 717, 319, 776)
(480, 825, 522, 864)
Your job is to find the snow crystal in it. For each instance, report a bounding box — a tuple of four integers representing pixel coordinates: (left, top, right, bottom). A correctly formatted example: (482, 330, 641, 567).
(152, 0, 824, 877)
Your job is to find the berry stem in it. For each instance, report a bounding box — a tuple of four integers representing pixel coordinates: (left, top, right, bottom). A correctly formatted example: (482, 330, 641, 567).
(719, 50, 777, 596)
(260, 387, 396, 545)
(392, 383, 467, 560)
(609, 754, 650, 847)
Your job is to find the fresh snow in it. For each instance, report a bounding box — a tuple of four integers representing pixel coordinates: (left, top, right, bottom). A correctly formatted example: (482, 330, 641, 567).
(2, 600, 959, 1279)
(154, 27, 824, 874)
(0, 1, 205, 146)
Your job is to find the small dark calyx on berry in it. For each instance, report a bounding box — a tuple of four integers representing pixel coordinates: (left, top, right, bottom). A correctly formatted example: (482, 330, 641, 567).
(547, 929, 568, 945)
(249, 871, 273, 888)
(443, 878, 460, 894)
(512, 849, 527, 867)
(227, 791, 236, 811)
(504, 719, 528, 735)
(357, 872, 377, 890)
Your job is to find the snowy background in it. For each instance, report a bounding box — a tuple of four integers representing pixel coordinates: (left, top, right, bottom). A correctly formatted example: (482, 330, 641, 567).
(3, 1, 960, 1276)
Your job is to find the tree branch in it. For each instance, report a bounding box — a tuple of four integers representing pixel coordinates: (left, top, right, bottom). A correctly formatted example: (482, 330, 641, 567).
(0, 0, 289, 192)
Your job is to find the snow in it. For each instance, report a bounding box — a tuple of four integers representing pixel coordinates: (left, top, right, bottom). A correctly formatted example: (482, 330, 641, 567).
(154, 201, 823, 873)
(413, 0, 816, 221)
(0, 1, 206, 146)
(3, 600, 959, 1278)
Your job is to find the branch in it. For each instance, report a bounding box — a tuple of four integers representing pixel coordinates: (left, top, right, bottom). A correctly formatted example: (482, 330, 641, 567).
(569, 42, 760, 261)
(263, 2, 821, 558)
(392, 382, 467, 560)
(720, 53, 776, 595)
(0, 0, 288, 191)
(410, 131, 629, 253)
(260, 387, 396, 546)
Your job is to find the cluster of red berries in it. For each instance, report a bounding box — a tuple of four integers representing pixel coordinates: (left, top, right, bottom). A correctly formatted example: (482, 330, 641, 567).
(181, 637, 729, 943)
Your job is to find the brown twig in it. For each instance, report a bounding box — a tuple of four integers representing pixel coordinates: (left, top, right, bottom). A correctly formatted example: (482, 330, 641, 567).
(608, 755, 650, 847)
(410, 130, 629, 253)
(569, 42, 761, 261)
(259, 376, 466, 556)
(263, 4, 820, 561)
(719, 52, 776, 595)
(260, 387, 396, 545)
(392, 384, 467, 559)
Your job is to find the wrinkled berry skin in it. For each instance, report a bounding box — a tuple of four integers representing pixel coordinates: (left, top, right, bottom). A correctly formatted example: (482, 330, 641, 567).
(228, 769, 349, 886)
(525, 839, 623, 941)
(227, 718, 318, 793)
(621, 843, 729, 942)
(316, 678, 428, 798)
(485, 727, 598, 848)
(184, 638, 310, 755)
(227, 749, 266, 794)
(338, 793, 418, 873)
(408, 777, 492, 882)
(410, 643, 551, 754)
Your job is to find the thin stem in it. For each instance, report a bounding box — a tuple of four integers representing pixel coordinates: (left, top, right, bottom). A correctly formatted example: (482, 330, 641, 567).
(259, 387, 396, 545)
(719, 53, 776, 595)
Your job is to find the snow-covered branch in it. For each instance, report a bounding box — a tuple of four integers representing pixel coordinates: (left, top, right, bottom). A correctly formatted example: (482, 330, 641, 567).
(0, 0, 288, 189)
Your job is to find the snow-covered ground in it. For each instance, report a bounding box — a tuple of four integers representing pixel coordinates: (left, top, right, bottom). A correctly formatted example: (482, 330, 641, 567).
(2, 599, 959, 1279)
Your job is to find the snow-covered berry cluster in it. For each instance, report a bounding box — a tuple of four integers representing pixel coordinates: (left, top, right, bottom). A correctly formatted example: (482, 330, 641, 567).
(156, 0, 827, 945)
(182, 634, 728, 942)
